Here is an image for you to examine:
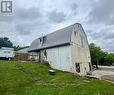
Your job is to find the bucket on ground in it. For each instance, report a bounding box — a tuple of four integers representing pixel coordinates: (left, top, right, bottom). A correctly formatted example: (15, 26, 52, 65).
(48, 70, 55, 75)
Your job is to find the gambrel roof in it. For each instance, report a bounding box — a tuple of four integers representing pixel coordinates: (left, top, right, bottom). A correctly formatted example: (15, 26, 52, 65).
(28, 23, 80, 52)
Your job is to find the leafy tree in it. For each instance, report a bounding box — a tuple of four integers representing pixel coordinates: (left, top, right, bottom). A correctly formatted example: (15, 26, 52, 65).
(89, 43, 114, 67)
(89, 43, 103, 68)
(104, 53, 114, 65)
(13, 45, 29, 51)
(99, 52, 107, 65)
(0, 37, 29, 51)
(0, 37, 13, 48)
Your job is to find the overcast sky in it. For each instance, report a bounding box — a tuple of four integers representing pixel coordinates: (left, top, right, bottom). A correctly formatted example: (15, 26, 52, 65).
(0, 0, 114, 52)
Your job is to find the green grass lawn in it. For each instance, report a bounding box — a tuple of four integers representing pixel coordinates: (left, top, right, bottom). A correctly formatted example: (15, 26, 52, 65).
(0, 61, 114, 95)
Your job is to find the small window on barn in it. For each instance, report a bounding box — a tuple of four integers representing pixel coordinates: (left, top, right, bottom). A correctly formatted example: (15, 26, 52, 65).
(39, 36, 47, 45)
(39, 38, 42, 43)
(44, 50, 47, 58)
(74, 31, 76, 36)
(43, 36, 46, 44)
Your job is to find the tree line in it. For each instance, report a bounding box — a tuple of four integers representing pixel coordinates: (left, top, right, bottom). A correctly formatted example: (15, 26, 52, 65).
(0, 37, 28, 51)
(89, 43, 114, 67)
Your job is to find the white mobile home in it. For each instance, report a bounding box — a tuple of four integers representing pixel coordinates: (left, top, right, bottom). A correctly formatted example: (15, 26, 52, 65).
(0, 47, 14, 59)
(28, 23, 92, 76)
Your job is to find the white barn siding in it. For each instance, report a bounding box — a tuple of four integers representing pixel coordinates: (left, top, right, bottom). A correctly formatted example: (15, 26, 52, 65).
(46, 46, 72, 71)
(70, 24, 91, 75)
(29, 52, 39, 61)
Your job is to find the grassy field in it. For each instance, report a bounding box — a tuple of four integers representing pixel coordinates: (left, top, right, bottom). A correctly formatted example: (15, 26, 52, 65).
(0, 61, 114, 95)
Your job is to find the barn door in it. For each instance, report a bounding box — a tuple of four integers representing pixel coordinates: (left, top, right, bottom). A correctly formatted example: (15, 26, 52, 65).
(75, 63, 80, 73)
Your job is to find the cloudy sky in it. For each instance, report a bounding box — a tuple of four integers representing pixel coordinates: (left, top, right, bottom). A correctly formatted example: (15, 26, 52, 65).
(0, 0, 114, 52)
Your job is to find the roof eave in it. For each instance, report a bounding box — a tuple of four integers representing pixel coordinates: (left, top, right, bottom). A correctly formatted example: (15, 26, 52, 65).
(28, 42, 70, 52)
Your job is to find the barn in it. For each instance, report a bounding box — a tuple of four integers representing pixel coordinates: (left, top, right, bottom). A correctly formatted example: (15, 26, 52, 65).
(28, 23, 92, 75)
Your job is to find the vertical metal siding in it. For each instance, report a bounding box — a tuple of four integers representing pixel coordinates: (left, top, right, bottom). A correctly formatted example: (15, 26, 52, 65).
(46, 46, 71, 71)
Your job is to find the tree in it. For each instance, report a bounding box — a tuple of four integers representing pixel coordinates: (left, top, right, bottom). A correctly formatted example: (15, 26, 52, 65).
(0, 37, 13, 48)
(89, 43, 114, 67)
(99, 52, 107, 65)
(13, 45, 29, 51)
(89, 43, 103, 68)
(0, 37, 29, 51)
(104, 53, 114, 65)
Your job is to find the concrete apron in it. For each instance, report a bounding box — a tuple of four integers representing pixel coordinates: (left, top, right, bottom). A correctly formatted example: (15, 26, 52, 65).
(91, 70, 114, 83)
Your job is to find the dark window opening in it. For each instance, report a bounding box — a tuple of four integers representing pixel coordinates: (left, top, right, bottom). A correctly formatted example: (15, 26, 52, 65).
(39, 36, 47, 45)
(89, 62, 92, 71)
(44, 50, 47, 59)
(74, 31, 76, 36)
(39, 38, 42, 43)
(75, 63, 80, 73)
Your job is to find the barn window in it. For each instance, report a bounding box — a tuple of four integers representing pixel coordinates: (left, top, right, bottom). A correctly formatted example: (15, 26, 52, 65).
(42, 36, 46, 44)
(39, 36, 47, 45)
(44, 50, 47, 58)
(74, 31, 76, 36)
(39, 38, 42, 43)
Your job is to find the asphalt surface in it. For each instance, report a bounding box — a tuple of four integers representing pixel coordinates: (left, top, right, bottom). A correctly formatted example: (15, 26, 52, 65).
(101, 75, 114, 82)
(99, 66, 114, 72)
(92, 66, 114, 83)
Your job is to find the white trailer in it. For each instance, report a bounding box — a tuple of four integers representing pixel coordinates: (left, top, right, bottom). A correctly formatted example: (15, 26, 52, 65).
(0, 47, 14, 59)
